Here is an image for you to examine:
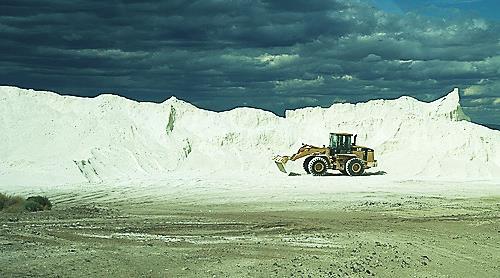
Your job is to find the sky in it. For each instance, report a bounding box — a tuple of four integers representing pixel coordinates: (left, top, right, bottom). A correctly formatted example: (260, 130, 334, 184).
(1, 0, 499, 125)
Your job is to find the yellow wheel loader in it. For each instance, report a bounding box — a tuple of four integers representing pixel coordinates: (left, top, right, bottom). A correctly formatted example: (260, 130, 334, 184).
(273, 133, 377, 176)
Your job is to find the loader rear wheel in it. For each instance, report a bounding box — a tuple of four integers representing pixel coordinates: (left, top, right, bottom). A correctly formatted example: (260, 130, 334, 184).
(346, 158, 365, 176)
(308, 157, 328, 176)
(303, 157, 313, 174)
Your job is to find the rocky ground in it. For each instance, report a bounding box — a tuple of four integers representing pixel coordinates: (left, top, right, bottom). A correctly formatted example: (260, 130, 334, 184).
(1, 188, 499, 277)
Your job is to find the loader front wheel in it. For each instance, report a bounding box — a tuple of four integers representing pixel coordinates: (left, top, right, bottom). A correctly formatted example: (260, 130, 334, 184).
(346, 158, 365, 176)
(303, 157, 313, 174)
(308, 157, 328, 176)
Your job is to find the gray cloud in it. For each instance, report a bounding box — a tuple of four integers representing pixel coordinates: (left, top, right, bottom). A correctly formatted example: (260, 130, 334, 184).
(0, 0, 499, 124)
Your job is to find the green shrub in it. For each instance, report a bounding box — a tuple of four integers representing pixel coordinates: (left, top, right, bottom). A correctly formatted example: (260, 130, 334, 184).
(0, 193, 7, 210)
(26, 196, 52, 210)
(1, 194, 26, 213)
(4, 202, 27, 213)
(5, 195, 25, 208)
(0, 194, 52, 212)
(24, 200, 44, 212)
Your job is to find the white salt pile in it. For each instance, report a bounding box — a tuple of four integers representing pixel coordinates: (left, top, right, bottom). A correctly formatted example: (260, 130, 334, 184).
(0, 86, 499, 186)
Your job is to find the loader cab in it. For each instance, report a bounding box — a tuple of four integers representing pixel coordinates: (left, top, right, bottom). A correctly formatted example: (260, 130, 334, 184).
(329, 133, 354, 154)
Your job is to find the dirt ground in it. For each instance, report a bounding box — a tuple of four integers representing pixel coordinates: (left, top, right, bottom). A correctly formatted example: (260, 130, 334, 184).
(1, 185, 499, 277)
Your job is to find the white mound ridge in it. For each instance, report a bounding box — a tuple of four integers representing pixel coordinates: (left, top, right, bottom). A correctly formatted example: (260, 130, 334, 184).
(0, 86, 499, 186)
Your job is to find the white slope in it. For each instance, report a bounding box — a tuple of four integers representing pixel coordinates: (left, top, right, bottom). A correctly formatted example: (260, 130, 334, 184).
(0, 86, 499, 187)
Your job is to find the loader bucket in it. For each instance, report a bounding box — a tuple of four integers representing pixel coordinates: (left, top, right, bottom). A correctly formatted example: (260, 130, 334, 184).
(273, 155, 289, 173)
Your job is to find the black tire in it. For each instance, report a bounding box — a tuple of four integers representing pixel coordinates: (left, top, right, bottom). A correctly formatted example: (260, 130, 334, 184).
(308, 157, 328, 176)
(303, 157, 313, 174)
(345, 158, 365, 176)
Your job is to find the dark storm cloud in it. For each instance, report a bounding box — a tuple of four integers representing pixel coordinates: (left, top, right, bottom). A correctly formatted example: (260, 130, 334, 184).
(1, 0, 499, 124)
